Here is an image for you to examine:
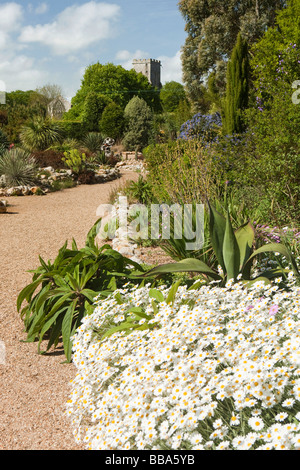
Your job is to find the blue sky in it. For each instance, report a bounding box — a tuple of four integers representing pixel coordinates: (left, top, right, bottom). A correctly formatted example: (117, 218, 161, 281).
(0, 0, 187, 100)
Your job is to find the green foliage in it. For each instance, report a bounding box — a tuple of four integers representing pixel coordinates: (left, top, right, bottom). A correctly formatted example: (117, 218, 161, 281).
(144, 140, 224, 205)
(0, 148, 38, 187)
(17, 220, 145, 362)
(65, 62, 160, 122)
(122, 96, 153, 151)
(99, 102, 125, 140)
(82, 92, 112, 132)
(223, 33, 249, 134)
(82, 132, 103, 154)
(127, 175, 154, 204)
(143, 202, 300, 287)
(179, 0, 286, 108)
(160, 81, 186, 112)
(0, 129, 9, 156)
(62, 149, 87, 176)
(250, 0, 300, 99)
(58, 120, 87, 141)
(20, 117, 64, 152)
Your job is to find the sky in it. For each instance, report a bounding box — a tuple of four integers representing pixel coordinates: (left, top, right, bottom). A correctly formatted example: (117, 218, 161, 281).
(0, 0, 187, 101)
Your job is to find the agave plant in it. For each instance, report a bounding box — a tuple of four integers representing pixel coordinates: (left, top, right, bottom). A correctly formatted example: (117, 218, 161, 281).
(20, 116, 64, 152)
(143, 202, 300, 287)
(0, 148, 38, 187)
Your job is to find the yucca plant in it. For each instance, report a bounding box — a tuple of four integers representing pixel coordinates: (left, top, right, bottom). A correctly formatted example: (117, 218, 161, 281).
(20, 116, 64, 152)
(82, 132, 103, 154)
(0, 148, 38, 187)
(143, 202, 300, 287)
(17, 219, 144, 362)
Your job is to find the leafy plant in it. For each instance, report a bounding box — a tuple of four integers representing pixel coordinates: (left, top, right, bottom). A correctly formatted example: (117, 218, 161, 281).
(143, 202, 300, 287)
(17, 220, 145, 362)
(20, 116, 63, 152)
(127, 175, 154, 204)
(62, 149, 87, 176)
(0, 148, 38, 187)
(82, 132, 103, 154)
(0, 129, 9, 156)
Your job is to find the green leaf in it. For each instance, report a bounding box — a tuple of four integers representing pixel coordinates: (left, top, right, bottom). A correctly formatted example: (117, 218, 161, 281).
(17, 278, 44, 311)
(80, 288, 99, 302)
(143, 258, 222, 280)
(166, 280, 181, 305)
(208, 201, 226, 272)
(149, 288, 164, 303)
(223, 211, 240, 281)
(246, 243, 300, 277)
(62, 298, 78, 362)
(235, 221, 254, 269)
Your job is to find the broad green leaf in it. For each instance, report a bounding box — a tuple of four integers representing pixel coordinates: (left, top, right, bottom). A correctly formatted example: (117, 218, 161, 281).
(235, 221, 254, 269)
(80, 288, 99, 302)
(166, 280, 181, 305)
(208, 201, 226, 272)
(223, 211, 240, 281)
(246, 243, 300, 277)
(143, 258, 222, 280)
(17, 278, 44, 311)
(149, 288, 164, 303)
(62, 299, 78, 362)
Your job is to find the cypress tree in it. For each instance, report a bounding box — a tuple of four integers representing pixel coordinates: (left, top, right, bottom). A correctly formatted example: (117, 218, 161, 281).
(223, 33, 249, 135)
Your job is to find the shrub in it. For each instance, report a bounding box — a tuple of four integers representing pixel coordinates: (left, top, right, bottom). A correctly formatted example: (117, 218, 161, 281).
(144, 140, 224, 205)
(0, 129, 10, 156)
(31, 149, 66, 169)
(99, 102, 125, 141)
(0, 148, 38, 187)
(17, 220, 144, 362)
(20, 116, 64, 152)
(122, 96, 153, 151)
(82, 132, 103, 154)
(178, 112, 222, 142)
(59, 120, 87, 141)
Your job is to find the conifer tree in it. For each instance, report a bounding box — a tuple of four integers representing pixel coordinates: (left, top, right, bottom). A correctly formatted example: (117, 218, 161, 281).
(223, 33, 249, 135)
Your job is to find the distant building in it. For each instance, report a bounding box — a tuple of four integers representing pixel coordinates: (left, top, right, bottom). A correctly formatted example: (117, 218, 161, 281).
(47, 97, 71, 119)
(132, 59, 162, 89)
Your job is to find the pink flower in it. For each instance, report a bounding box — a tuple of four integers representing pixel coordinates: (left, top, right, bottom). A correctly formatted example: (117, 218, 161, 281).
(269, 305, 279, 316)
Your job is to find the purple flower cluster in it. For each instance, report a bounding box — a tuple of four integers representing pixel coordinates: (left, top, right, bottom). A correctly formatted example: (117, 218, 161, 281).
(178, 112, 222, 142)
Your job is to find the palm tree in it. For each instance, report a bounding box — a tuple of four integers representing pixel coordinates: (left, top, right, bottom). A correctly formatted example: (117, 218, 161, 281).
(20, 116, 64, 152)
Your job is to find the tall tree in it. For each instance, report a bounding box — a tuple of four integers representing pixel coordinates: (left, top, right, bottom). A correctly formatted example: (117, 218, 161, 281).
(223, 33, 249, 134)
(65, 62, 161, 122)
(178, 0, 287, 109)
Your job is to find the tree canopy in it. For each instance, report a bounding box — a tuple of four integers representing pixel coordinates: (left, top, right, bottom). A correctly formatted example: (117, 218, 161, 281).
(179, 0, 287, 108)
(64, 62, 161, 123)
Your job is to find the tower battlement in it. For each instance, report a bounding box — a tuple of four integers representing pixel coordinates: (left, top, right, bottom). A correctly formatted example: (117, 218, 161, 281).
(132, 59, 162, 89)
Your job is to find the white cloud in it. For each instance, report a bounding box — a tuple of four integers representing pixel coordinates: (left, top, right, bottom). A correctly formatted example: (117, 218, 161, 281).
(34, 2, 48, 15)
(115, 49, 150, 70)
(19, 1, 121, 55)
(158, 51, 183, 84)
(0, 2, 23, 32)
(0, 55, 47, 91)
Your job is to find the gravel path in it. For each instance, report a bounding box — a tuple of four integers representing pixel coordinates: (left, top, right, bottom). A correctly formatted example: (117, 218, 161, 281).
(0, 171, 138, 450)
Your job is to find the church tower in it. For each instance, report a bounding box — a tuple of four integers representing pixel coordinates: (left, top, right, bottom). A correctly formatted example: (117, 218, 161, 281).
(132, 59, 162, 89)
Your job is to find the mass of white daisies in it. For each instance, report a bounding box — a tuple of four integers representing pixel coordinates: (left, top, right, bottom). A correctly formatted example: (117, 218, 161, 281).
(66, 272, 300, 450)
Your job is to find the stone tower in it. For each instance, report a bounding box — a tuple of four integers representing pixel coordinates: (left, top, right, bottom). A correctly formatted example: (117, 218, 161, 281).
(132, 59, 162, 89)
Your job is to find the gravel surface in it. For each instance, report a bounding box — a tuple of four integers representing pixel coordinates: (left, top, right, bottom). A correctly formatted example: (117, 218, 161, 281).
(0, 171, 138, 450)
